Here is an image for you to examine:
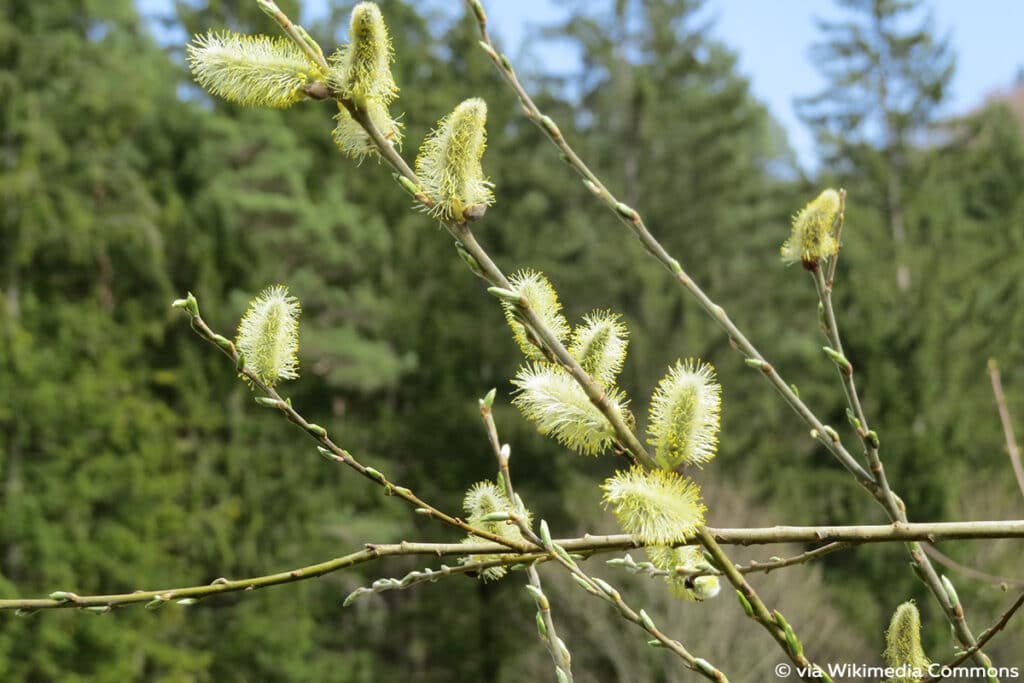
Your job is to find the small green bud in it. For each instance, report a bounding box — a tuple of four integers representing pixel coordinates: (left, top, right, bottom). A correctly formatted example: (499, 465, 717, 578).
(456, 242, 487, 279)
(307, 424, 327, 438)
(48, 591, 78, 603)
(571, 574, 599, 595)
(176, 598, 198, 606)
(941, 575, 960, 607)
(185, 292, 200, 317)
(639, 609, 656, 631)
(552, 544, 574, 566)
(525, 584, 549, 610)
(212, 334, 234, 353)
(395, 174, 421, 196)
(647, 639, 664, 648)
(591, 577, 617, 598)
(487, 286, 523, 304)
(81, 605, 112, 615)
(694, 658, 718, 677)
(145, 597, 168, 610)
(478, 40, 497, 59)
(539, 520, 553, 547)
(867, 430, 881, 448)
(736, 590, 755, 617)
(533, 612, 548, 642)
(479, 511, 511, 522)
(469, 0, 486, 26)
(822, 346, 853, 375)
(615, 202, 637, 220)
(540, 115, 561, 138)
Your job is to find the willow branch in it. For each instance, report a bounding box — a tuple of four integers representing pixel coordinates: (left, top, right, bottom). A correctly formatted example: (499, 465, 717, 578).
(541, 525, 730, 681)
(181, 310, 530, 552)
(331, 100, 655, 470)
(922, 592, 1024, 683)
(812, 258, 901, 521)
(481, 395, 575, 683)
(5, 521, 1024, 613)
(465, 2, 995, 668)
(988, 359, 1024, 500)
(697, 527, 829, 683)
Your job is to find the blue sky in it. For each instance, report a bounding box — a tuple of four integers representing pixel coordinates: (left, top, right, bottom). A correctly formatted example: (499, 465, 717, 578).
(148, 0, 1024, 170)
(474, 0, 1024, 169)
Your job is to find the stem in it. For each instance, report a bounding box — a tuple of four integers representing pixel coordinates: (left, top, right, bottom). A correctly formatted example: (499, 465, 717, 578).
(5, 520, 1023, 612)
(811, 264, 900, 519)
(545, 534, 728, 681)
(697, 527, 826, 683)
(922, 544, 1023, 589)
(988, 359, 1024, 500)
(186, 312, 530, 552)
(480, 397, 574, 682)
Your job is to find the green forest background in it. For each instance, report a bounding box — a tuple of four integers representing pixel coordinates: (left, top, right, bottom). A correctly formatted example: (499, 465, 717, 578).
(2, 0, 1023, 680)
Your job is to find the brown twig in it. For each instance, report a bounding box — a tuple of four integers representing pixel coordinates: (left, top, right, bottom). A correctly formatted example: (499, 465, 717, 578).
(923, 544, 1024, 589)
(921, 591, 1024, 682)
(988, 359, 1024, 500)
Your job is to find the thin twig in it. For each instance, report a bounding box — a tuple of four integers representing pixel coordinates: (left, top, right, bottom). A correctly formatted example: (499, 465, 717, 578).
(988, 359, 1024, 500)
(697, 527, 828, 683)
(812, 262, 901, 520)
(184, 311, 531, 552)
(613, 542, 853, 580)
(923, 544, 1023, 589)
(921, 591, 1024, 682)
(542, 528, 730, 681)
(481, 395, 575, 683)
